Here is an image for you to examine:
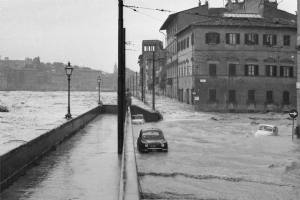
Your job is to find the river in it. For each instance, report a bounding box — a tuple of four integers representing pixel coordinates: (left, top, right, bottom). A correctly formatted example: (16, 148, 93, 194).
(0, 91, 116, 155)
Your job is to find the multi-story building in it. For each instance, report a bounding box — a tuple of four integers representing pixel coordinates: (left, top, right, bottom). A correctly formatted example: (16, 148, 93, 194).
(139, 40, 166, 99)
(160, 0, 297, 112)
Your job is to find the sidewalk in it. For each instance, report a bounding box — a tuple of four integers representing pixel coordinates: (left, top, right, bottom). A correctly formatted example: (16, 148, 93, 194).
(1, 115, 121, 200)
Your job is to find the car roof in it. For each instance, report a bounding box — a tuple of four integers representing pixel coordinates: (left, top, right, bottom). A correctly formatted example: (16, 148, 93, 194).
(133, 114, 143, 117)
(259, 124, 276, 128)
(141, 127, 162, 132)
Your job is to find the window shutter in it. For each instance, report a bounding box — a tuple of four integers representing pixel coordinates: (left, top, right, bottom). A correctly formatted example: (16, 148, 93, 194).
(255, 34, 258, 44)
(245, 34, 248, 44)
(254, 65, 259, 76)
(216, 33, 220, 44)
(236, 34, 240, 44)
(289, 67, 293, 77)
(273, 66, 277, 76)
(265, 66, 270, 76)
(191, 33, 194, 45)
(273, 35, 277, 45)
(205, 33, 209, 44)
(245, 65, 248, 76)
(280, 66, 284, 77)
(263, 35, 266, 45)
(226, 33, 229, 44)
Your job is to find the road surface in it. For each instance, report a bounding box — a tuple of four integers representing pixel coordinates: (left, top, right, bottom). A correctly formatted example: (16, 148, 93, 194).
(133, 96, 300, 200)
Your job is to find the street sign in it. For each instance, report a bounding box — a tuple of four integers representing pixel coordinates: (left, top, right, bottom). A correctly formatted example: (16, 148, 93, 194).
(289, 109, 298, 118)
(200, 79, 207, 83)
(194, 96, 199, 101)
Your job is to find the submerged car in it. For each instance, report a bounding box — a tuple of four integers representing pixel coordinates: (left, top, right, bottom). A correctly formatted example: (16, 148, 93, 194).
(254, 124, 278, 136)
(137, 128, 168, 152)
(132, 114, 145, 125)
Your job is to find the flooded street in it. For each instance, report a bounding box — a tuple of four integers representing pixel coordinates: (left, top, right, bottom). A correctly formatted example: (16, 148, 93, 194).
(0, 115, 120, 200)
(133, 96, 300, 199)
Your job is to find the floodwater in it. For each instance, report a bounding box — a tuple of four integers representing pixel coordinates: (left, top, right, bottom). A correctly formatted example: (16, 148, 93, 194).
(0, 91, 116, 154)
(133, 96, 300, 200)
(1, 115, 120, 200)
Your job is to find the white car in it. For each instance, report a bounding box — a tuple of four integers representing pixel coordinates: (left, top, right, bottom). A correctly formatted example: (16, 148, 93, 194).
(254, 124, 278, 136)
(132, 114, 145, 125)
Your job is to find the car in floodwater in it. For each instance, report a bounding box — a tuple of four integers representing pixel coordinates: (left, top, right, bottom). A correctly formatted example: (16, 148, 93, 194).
(132, 114, 145, 125)
(137, 128, 168, 152)
(254, 124, 278, 136)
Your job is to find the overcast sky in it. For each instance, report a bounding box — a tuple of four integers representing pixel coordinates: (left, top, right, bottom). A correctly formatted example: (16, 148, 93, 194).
(0, 0, 296, 73)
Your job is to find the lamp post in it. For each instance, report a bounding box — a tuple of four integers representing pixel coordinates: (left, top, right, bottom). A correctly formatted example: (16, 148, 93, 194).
(97, 75, 101, 105)
(65, 62, 74, 119)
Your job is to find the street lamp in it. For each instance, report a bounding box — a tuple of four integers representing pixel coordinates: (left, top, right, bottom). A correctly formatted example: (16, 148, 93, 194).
(97, 75, 101, 105)
(65, 62, 73, 119)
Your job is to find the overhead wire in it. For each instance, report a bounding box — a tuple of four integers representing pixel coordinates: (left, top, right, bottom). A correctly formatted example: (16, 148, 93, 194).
(124, 3, 294, 27)
(126, 6, 162, 22)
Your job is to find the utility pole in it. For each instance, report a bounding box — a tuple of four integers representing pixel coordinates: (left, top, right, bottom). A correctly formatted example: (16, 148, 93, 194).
(297, 0, 300, 139)
(136, 71, 138, 98)
(152, 51, 155, 110)
(118, 0, 125, 154)
(141, 65, 144, 102)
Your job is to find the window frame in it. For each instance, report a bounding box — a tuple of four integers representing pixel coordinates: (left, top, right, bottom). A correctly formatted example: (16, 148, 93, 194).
(228, 63, 237, 76)
(228, 90, 236, 103)
(245, 64, 259, 76)
(280, 66, 294, 78)
(265, 65, 277, 77)
(205, 32, 220, 45)
(208, 89, 217, 102)
(283, 35, 290, 46)
(282, 91, 290, 105)
(248, 90, 255, 103)
(245, 33, 259, 45)
(263, 34, 277, 46)
(266, 90, 273, 104)
(209, 63, 217, 76)
(226, 33, 240, 45)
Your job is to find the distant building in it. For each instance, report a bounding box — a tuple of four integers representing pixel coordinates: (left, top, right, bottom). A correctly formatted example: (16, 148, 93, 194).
(138, 40, 166, 98)
(0, 57, 116, 91)
(160, 0, 296, 112)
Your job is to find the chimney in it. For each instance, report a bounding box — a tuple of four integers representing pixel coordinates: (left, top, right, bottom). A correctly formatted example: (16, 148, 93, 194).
(205, 0, 209, 6)
(198, 0, 201, 6)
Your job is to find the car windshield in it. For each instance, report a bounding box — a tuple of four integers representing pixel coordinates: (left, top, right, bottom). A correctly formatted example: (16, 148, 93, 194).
(142, 131, 163, 140)
(259, 125, 273, 132)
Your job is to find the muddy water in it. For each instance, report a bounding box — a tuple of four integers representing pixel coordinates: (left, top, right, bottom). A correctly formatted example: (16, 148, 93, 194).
(0, 91, 117, 154)
(133, 96, 300, 199)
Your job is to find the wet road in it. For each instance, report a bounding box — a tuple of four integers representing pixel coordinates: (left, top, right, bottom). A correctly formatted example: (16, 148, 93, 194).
(133, 97, 300, 200)
(1, 115, 120, 200)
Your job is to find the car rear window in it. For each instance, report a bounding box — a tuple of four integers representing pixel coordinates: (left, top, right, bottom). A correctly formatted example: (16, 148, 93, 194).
(259, 125, 273, 132)
(142, 131, 163, 140)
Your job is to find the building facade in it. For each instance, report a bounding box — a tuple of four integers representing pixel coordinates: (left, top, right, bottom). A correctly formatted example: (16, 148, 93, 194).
(160, 0, 296, 112)
(139, 40, 166, 99)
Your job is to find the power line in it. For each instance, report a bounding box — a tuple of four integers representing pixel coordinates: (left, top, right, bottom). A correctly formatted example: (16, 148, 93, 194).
(126, 6, 162, 21)
(124, 3, 294, 27)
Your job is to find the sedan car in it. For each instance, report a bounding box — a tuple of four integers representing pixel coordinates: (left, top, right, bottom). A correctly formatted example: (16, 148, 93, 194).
(132, 114, 145, 125)
(137, 128, 168, 152)
(254, 124, 278, 136)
